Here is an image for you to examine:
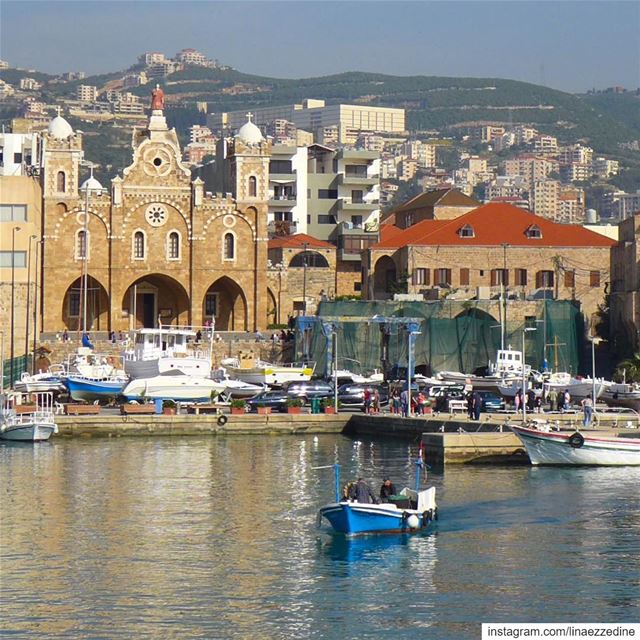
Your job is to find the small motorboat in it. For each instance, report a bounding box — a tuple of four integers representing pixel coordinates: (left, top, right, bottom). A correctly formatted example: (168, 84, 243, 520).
(220, 354, 315, 386)
(510, 422, 640, 466)
(542, 372, 606, 401)
(211, 368, 265, 399)
(13, 369, 66, 395)
(122, 371, 226, 402)
(317, 458, 437, 536)
(0, 392, 58, 442)
(64, 374, 128, 402)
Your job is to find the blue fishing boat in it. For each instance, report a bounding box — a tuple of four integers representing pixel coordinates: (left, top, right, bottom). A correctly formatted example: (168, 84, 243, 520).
(317, 458, 437, 536)
(64, 375, 128, 402)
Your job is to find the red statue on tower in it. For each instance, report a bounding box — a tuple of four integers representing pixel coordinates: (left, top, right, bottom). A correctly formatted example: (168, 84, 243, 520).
(150, 84, 165, 111)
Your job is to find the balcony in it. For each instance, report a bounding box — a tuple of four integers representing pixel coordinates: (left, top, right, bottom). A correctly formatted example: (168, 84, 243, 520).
(339, 197, 379, 211)
(268, 194, 297, 207)
(339, 173, 378, 186)
(269, 172, 296, 183)
(336, 222, 379, 261)
(268, 220, 298, 237)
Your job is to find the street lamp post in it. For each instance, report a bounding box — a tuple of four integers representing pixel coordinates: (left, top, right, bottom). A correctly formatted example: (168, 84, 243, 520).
(32, 239, 41, 374)
(10, 226, 21, 386)
(589, 336, 603, 406)
(522, 326, 537, 423)
(25, 234, 36, 371)
(302, 242, 309, 316)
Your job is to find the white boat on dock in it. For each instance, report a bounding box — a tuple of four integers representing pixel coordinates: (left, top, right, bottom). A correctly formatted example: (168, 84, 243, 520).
(601, 383, 640, 412)
(542, 372, 605, 401)
(122, 371, 225, 402)
(510, 422, 640, 466)
(220, 352, 315, 386)
(123, 326, 212, 379)
(0, 392, 58, 442)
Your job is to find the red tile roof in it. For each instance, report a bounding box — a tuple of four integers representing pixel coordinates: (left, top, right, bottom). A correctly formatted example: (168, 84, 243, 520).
(371, 202, 616, 250)
(268, 233, 334, 250)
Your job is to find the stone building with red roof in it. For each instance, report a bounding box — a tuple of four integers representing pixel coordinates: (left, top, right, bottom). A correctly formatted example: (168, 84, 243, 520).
(366, 201, 615, 323)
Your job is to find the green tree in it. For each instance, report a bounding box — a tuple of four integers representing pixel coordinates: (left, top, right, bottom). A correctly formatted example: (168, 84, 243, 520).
(614, 353, 640, 383)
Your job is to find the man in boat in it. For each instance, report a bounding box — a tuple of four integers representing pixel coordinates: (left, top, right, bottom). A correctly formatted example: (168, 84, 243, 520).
(379, 478, 397, 502)
(349, 478, 377, 504)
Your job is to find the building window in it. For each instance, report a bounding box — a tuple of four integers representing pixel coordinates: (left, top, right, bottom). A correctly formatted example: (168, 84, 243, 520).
(564, 270, 575, 288)
(318, 214, 337, 224)
(133, 230, 145, 260)
(0, 251, 27, 268)
(290, 251, 329, 268)
(490, 269, 509, 286)
(525, 224, 543, 239)
(318, 189, 338, 199)
(248, 176, 257, 197)
(167, 231, 180, 260)
(68, 291, 80, 318)
(590, 270, 600, 287)
(223, 232, 235, 260)
(536, 270, 554, 288)
(351, 190, 364, 204)
(458, 224, 475, 238)
(14, 152, 22, 163)
(413, 268, 429, 286)
(515, 269, 527, 286)
(75, 229, 88, 260)
(460, 268, 470, 286)
(351, 215, 363, 228)
(205, 292, 218, 317)
(0, 204, 27, 221)
(434, 268, 452, 286)
(56, 171, 66, 193)
(354, 281, 362, 292)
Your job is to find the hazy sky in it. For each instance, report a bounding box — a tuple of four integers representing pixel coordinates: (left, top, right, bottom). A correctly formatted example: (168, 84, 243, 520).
(2, 1, 639, 92)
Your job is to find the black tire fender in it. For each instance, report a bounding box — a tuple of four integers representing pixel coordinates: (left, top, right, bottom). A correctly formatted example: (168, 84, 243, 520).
(217, 414, 228, 426)
(568, 432, 584, 448)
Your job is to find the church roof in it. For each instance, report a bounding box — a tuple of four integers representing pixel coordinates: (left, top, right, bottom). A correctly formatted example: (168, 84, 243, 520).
(372, 202, 617, 250)
(236, 114, 264, 145)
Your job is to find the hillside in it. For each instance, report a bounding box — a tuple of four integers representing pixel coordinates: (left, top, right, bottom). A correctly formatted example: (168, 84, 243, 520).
(2, 64, 639, 173)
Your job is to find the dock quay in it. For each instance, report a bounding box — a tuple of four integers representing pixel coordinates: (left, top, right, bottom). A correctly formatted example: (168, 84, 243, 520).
(49, 410, 639, 464)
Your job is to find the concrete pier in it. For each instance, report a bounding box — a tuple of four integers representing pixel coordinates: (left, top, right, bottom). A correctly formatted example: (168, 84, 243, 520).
(54, 414, 349, 438)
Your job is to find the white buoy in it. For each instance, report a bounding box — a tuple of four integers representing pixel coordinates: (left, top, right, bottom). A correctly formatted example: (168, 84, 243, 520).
(407, 514, 420, 529)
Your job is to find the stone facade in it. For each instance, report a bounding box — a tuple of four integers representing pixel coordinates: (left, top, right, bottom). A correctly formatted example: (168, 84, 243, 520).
(610, 213, 640, 354)
(41, 102, 271, 333)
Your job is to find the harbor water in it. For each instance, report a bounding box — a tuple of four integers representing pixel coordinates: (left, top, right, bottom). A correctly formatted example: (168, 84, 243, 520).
(2, 434, 639, 639)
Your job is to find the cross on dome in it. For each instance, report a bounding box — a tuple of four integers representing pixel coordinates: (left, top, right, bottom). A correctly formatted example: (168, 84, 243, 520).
(246, 112, 253, 122)
(56, 106, 62, 117)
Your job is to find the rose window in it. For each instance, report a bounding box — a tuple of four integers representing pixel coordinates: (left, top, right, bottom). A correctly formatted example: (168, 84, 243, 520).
(145, 204, 168, 227)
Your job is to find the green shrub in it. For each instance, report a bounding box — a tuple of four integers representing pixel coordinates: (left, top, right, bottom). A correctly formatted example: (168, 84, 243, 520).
(286, 397, 304, 408)
(230, 398, 247, 409)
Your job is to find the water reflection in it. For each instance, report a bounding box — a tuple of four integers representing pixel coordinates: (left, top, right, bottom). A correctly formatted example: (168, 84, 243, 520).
(1, 435, 639, 639)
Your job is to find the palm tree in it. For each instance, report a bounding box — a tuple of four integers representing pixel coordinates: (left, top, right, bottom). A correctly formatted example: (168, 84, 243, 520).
(614, 353, 640, 383)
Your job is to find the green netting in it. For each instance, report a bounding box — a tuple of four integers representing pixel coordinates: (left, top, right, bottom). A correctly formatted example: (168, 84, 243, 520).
(300, 299, 583, 378)
(2, 355, 29, 389)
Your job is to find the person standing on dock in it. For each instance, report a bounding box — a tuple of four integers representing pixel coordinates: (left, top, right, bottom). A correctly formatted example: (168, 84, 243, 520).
(548, 388, 557, 412)
(400, 388, 409, 417)
(581, 396, 594, 427)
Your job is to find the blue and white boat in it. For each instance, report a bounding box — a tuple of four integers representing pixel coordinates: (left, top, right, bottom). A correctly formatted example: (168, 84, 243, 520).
(65, 375, 128, 402)
(317, 459, 437, 536)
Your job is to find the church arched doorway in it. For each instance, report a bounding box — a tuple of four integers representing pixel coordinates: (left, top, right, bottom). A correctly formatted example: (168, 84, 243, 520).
(202, 277, 248, 331)
(122, 274, 190, 328)
(373, 256, 397, 299)
(61, 276, 110, 331)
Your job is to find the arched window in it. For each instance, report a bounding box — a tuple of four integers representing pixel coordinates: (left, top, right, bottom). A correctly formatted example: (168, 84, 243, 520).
(248, 176, 257, 197)
(133, 230, 145, 260)
(223, 232, 235, 260)
(76, 229, 88, 259)
(167, 231, 180, 260)
(289, 250, 330, 268)
(57, 171, 66, 193)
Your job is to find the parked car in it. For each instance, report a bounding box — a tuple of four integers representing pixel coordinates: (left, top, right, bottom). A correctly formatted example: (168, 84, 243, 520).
(337, 383, 389, 409)
(283, 380, 334, 403)
(476, 391, 506, 412)
(246, 390, 289, 413)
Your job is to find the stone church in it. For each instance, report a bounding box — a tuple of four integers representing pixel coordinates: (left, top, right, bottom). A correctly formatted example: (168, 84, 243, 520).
(41, 88, 271, 332)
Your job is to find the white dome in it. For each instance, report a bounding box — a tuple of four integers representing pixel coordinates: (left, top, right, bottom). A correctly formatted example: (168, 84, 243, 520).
(47, 115, 74, 139)
(236, 115, 264, 145)
(80, 175, 104, 193)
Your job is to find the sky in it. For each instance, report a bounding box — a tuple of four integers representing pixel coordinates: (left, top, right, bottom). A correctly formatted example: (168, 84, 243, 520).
(1, 1, 639, 93)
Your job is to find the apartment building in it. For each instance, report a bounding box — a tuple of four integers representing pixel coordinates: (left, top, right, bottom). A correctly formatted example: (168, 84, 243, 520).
(558, 189, 585, 224)
(19, 78, 41, 91)
(532, 134, 558, 154)
(138, 52, 167, 66)
(603, 190, 640, 221)
(593, 157, 619, 178)
(77, 85, 98, 102)
(208, 99, 405, 145)
(531, 179, 560, 219)
(485, 175, 528, 201)
(175, 48, 210, 66)
(503, 155, 558, 189)
(558, 144, 593, 165)
(560, 162, 592, 183)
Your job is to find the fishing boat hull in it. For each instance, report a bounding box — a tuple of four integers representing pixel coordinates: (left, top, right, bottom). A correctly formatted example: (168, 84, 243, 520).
(122, 375, 225, 401)
(510, 424, 640, 466)
(65, 376, 127, 402)
(318, 501, 436, 536)
(0, 422, 57, 442)
(601, 385, 640, 411)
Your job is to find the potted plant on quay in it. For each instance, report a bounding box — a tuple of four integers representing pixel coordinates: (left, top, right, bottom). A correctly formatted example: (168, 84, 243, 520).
(256, 403, 272, 415)
(321, 398, 338, 414)
(162, 399, 177, 415)
(286, 398, 304, 414)
(230, 399, 247, 415)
